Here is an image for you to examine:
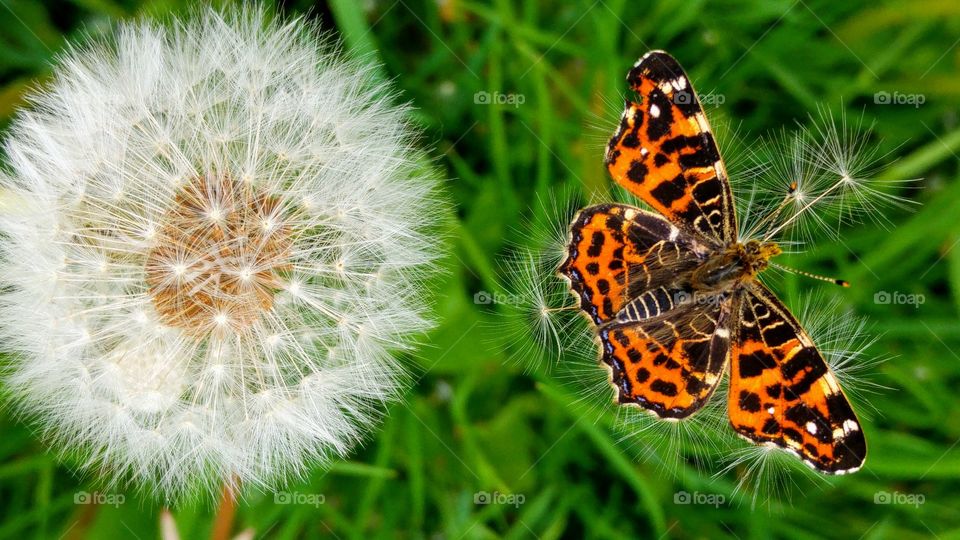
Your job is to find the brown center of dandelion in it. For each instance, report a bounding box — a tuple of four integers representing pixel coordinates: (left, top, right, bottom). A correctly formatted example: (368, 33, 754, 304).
(145, 175, 291, 336)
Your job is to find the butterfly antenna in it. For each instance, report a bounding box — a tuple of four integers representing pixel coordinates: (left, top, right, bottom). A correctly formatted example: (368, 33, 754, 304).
(770, 262, 849, 287)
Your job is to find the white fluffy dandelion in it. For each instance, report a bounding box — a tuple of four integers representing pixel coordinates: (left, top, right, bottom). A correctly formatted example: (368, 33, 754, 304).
(0, 7, 443, 500)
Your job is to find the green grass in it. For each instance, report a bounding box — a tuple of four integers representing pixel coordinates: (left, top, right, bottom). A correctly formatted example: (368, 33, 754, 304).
(2, 0, 960, 538)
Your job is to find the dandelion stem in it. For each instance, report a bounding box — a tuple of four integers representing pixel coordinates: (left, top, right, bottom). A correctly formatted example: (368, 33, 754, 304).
(750, 181, 796, 238)
(210, 478, 239, 540)
(160, 509, 180, 540)
(541, 305, 578, 313)
(762, 175, 846, 241)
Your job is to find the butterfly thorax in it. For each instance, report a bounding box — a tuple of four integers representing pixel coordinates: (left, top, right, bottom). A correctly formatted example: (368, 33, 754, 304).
(690, 240, 782, 291)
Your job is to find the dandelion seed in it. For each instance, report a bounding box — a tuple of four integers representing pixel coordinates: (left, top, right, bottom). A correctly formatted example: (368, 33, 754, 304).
(740, 108, 917, 244)
(719, 441, 825, 510)
(0, 7, 443, 501)
(495, 191, 594, 372)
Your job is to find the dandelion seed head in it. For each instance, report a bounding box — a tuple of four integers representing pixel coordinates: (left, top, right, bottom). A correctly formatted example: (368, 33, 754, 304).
(735, 108, 917, 246)
(0, 7, 443, 501)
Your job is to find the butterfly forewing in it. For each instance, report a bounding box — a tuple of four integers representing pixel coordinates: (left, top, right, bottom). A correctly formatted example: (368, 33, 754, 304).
(606, 50, 736, 244)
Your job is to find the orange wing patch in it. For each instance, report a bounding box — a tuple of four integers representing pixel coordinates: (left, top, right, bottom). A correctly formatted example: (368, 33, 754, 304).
(729, 284, 866, 474)
(606, 50, 735, 243)
(600, 298, 733, 419)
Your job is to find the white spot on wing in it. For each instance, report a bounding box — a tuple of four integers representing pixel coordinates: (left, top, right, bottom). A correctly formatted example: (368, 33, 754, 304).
(649, 104, 661, 118)
(806, 422, 818, 435)
(693, 112, 711, 134)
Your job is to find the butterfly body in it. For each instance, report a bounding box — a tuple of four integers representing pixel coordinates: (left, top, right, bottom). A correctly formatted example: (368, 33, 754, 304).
(690, 240, 782, 292)
(560, 51, 866, 474)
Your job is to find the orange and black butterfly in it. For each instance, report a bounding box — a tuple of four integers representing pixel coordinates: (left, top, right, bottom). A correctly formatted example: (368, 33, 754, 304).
(559, 51, 866, 474)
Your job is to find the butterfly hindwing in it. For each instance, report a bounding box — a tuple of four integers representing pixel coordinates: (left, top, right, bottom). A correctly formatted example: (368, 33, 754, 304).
(606, 50, 736, 243)
(600, 294, 734, 419)
(729, 283, 866, 474)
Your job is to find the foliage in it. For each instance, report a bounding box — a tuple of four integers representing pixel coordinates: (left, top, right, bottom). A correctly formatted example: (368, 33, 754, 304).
(1, 0, 959, 538)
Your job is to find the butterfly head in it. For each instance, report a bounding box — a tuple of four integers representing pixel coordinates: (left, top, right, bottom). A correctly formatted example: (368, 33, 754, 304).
(741, 240, 781, 271)
(738, 239, 782, 277)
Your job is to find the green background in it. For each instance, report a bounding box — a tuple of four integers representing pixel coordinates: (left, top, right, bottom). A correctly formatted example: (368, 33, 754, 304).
(1, 0, 959, 538)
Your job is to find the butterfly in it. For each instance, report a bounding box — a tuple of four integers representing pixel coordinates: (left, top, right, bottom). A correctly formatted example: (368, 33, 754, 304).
(559, 51, 866, 474)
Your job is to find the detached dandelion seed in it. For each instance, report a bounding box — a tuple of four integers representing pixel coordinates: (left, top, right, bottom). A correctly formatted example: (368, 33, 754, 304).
(0, 7, 444, 500)
(740, 108, 917, 245)
(495, 192, 596, 372)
